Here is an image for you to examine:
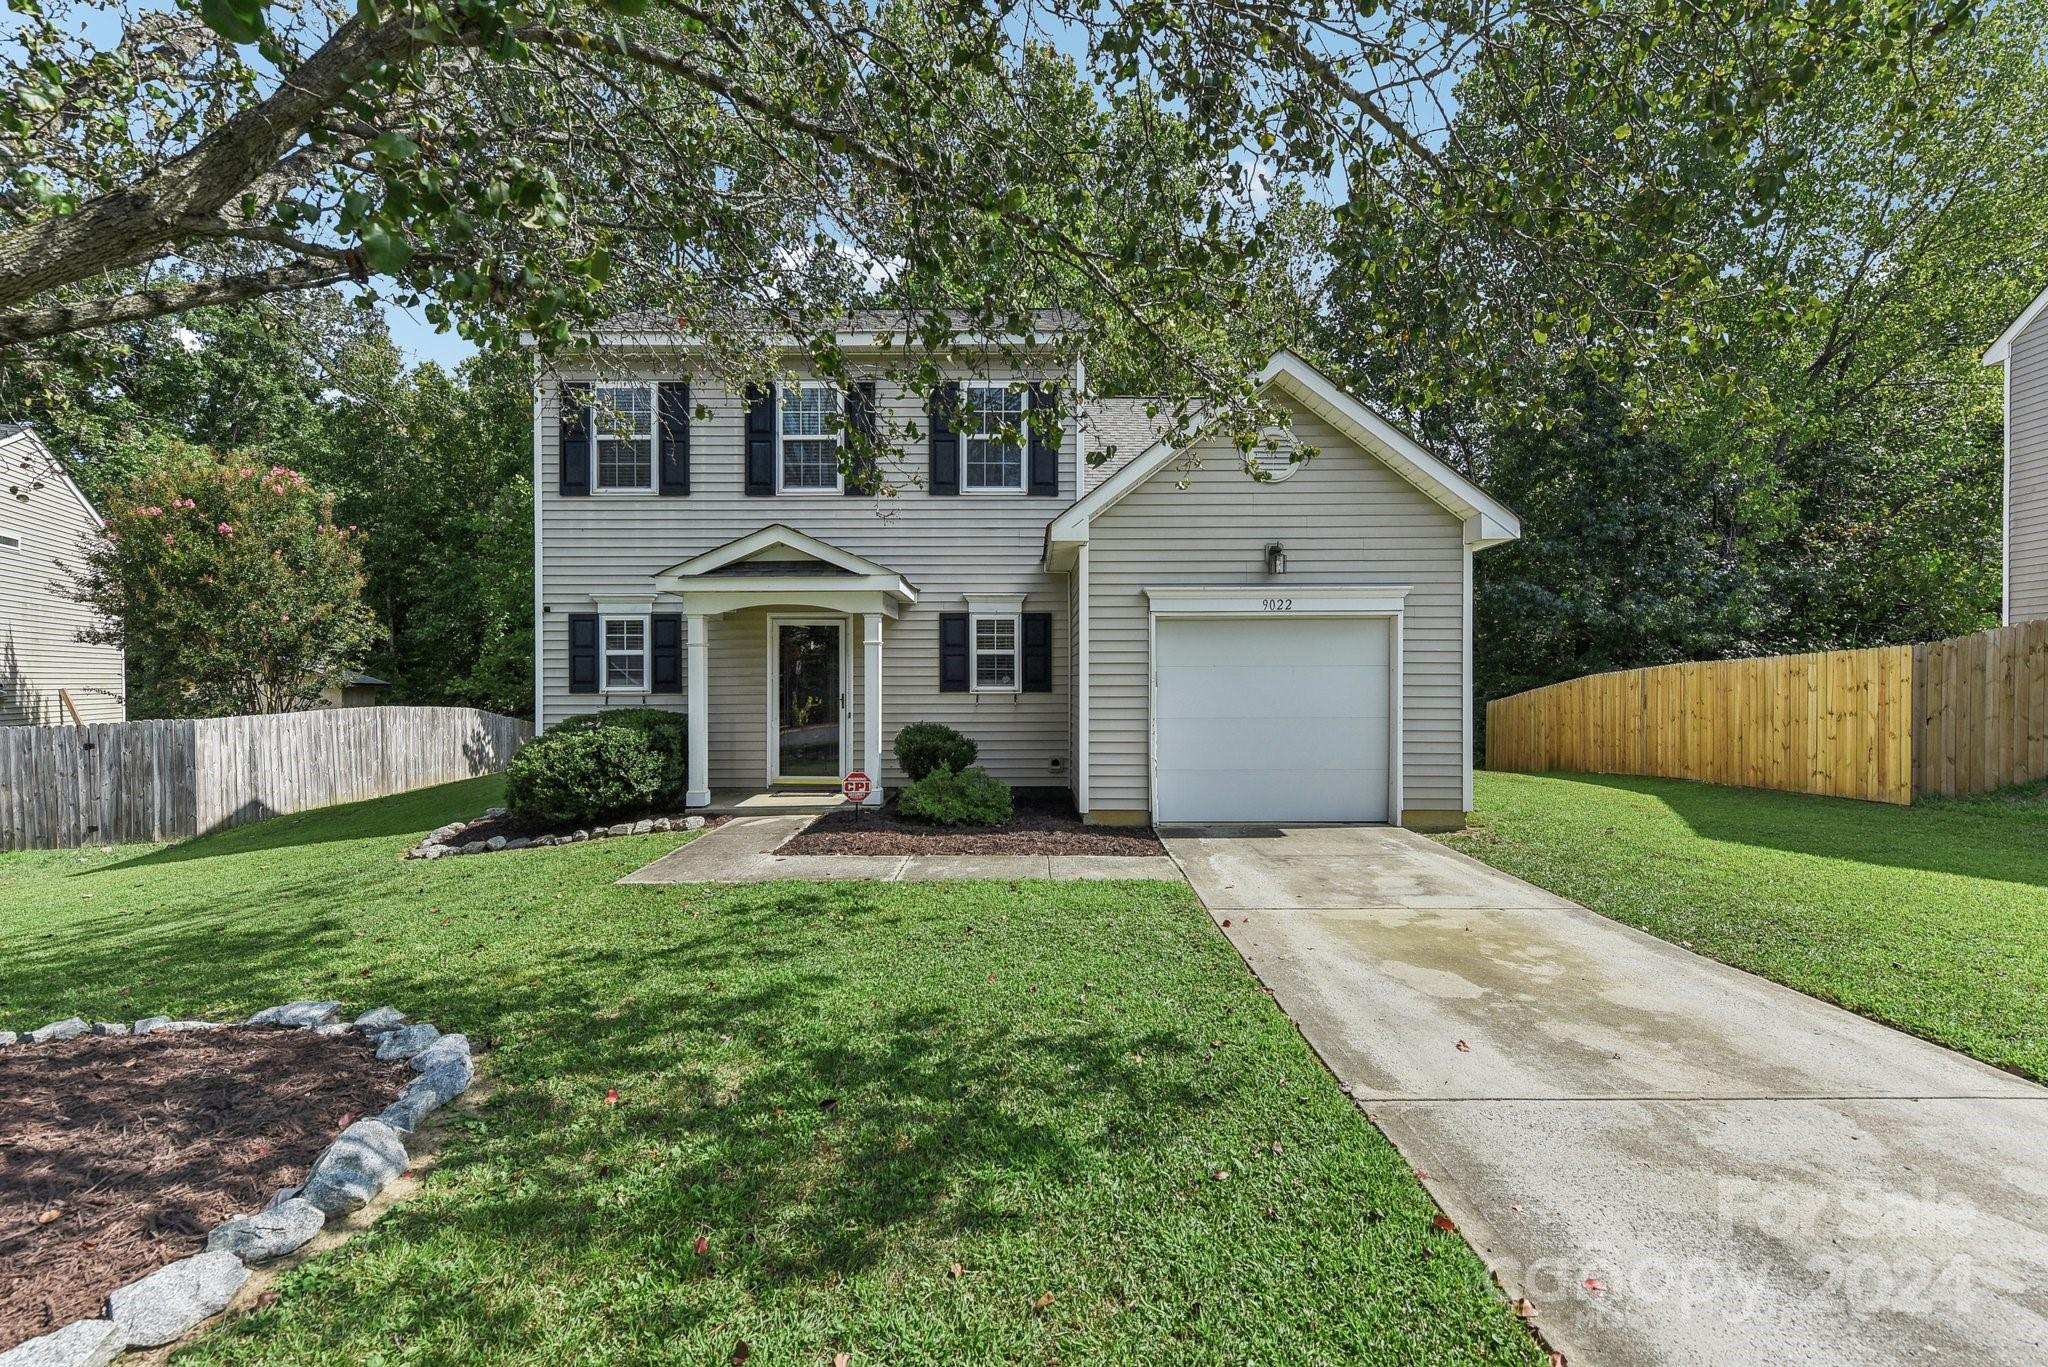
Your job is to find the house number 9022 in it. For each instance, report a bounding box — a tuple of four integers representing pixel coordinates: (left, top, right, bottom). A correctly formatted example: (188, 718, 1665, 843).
(1261, 597, 1293, 612)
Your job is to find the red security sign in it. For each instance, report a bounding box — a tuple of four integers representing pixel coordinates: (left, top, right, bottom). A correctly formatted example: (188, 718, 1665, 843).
(842, 770, 872, 803)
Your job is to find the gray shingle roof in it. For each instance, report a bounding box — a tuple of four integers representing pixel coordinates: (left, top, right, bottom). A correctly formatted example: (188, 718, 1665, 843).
(1083, 397, 1180, 489)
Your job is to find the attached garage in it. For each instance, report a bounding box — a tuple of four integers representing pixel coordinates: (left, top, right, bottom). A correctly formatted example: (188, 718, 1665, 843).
(1045, 350, 1522, 830)
(1150, 598, 1398, 824)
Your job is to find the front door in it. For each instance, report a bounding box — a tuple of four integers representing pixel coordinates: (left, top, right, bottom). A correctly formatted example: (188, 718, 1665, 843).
(772, 620, 843, 783)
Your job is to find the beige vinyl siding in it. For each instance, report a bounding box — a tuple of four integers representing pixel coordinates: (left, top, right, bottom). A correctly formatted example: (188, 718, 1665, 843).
(1084, 410, 1468, 815)
(2010, 309, 2048, 623)
(537, 367, 1074, 788)
(0, 442, 125, 726)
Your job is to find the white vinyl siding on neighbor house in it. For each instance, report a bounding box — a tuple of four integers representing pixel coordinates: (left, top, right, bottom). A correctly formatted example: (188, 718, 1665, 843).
(1084, 411, 1469, 817)
(2009, 307, 2048, 623)
(537, 370, 1073, 789)
(0, 433, 125, 726)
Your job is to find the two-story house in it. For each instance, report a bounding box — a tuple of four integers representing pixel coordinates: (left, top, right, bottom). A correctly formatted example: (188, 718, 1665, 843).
(1985, 284, 2048, 625)
(531, 317, 1520, 828)
(1, 423, 126, 727)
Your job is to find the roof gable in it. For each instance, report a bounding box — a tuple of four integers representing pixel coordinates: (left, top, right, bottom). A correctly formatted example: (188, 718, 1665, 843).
(1048, 351, 1519, 556)
(1, 424, 104, 530)
(662, 523, 901, 580)
(1984, 283, 2048, 365)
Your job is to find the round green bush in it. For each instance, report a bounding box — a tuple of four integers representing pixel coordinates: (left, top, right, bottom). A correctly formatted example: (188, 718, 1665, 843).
(506, 714, 684, 826)
(898, 764, 1013, 826)
(893, 720, 978, 782)
(550, 708, 688, 804)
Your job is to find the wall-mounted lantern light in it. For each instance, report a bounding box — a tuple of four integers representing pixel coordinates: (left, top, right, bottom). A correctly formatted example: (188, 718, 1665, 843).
(1264, 541, 1288, 576)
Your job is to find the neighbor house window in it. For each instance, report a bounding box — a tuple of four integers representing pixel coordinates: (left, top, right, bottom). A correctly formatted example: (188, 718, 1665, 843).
(592, 384, 655, 491)
(962, 384, 1026, 492)
(0, 532, 17, 552)
(602, 616, 647, 690)
(779, 382, 841, 491)
(971, 613, 1019, 692)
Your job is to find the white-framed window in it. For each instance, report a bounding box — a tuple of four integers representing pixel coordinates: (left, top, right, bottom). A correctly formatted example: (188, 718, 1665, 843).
(971, 612, 1020, 692)
(602, 616, 648, 690)
(778, 382, 842, 492)
(592, 383, 656, 492)
(962, 383, 1027, 493)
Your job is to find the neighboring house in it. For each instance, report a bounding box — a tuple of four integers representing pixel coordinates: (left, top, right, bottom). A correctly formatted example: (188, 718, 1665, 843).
(1985, 284, 2048, 624)
(316, 672, 391, 708)
(0, 423, 125, 727)
(532, 318, 1520, 828)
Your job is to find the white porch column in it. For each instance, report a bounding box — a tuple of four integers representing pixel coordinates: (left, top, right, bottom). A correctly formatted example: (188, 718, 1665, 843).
(861, 612, 884, 804)
(685, 613, 710, 807)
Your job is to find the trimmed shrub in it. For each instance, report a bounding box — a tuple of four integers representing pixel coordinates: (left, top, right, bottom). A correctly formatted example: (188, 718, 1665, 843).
(506, 709, 687, 825)
(898, 764, 1013, 826)
(893, 721, 978, 782)
(550, 708, 688, 803)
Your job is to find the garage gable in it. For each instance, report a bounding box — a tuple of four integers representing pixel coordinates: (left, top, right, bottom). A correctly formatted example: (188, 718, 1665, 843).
(1048, 351, 1518, 569)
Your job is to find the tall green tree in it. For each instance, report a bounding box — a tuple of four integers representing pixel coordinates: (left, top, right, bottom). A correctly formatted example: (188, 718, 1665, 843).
(1330, 0, 2047, 695)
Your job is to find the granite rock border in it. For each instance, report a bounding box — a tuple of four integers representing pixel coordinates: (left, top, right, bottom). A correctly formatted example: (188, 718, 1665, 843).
(0, 1001, 479, 1366)
(404, 805, 706, 859)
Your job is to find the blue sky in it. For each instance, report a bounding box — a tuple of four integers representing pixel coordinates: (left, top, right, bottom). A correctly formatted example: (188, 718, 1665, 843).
(378, 299, 480, 370)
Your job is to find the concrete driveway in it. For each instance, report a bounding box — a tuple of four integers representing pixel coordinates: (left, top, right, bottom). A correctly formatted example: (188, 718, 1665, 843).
(1164, 824, 2048, 1367)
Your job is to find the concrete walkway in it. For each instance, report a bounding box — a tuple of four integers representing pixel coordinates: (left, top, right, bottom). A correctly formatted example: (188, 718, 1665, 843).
(1163, 824, 2048, 1367)
(621, 814, 1181, 884)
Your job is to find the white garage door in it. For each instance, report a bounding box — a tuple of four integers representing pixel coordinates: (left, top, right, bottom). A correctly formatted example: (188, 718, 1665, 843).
(1153, 616, 1392, 823)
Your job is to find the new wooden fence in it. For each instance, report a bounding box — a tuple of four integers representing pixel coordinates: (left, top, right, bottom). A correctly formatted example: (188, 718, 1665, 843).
(1485, 619, 2048, 804)
(0, 706, 530, 851)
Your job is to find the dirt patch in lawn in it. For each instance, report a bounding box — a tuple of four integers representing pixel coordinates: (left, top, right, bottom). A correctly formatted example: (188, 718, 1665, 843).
(0, 1029, 411, 1350)
(777, 788, 1165, 857)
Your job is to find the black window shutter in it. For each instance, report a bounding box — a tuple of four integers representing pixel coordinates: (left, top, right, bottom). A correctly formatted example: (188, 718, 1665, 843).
(1027, 383, 1059, 496)
(938, 612, 969, 691)
(559, 383, 591, 496)
(658, 383, 690, 495)
(568, 613, 599, 694)
(650, 613, 682, 693)
(1022, 612, 1053, 692)
(845, 381, 878, 495)
(744, 384, 777, 495)
(928, 383, 959, 495)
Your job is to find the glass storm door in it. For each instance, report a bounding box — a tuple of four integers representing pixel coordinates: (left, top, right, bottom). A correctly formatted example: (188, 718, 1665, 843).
(774, 621, 842, 782)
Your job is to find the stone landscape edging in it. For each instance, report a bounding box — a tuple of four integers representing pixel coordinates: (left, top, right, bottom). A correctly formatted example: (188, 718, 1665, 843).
(405, 805, 706, 859)
(0, 1001, 479, 1367)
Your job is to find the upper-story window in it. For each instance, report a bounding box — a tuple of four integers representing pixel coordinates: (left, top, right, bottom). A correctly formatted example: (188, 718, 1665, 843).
(593, 384, 655, 492)
(779, 382, 842, 492)
(962, 384, 1026, 493)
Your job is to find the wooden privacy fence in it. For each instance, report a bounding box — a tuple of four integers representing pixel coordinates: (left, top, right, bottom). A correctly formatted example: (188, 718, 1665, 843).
(0, 706, 530, 851)
(1485, 619, 2048, 804)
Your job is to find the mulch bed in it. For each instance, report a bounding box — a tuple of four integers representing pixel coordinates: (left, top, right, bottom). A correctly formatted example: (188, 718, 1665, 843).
(0, 1029, 412, 1351)
(777, 788, 1165, 857)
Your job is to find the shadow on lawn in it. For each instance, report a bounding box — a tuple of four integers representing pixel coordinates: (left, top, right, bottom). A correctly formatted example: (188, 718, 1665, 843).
(15, 881, 1216, 1358)
(1548, 772, 2048, 889)
(82, 777, 503, 875)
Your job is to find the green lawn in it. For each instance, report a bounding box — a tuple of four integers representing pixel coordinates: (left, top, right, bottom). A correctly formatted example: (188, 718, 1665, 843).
(1, 778, 1539, 1366)
(1442, 771, 2048, 1082)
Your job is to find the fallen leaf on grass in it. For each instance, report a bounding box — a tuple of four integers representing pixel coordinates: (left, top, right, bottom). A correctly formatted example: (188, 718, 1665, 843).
(1212, 1169, 1230, 1182)
(948, 1262, 963, 1278)
(730, 1341, 750, 1365)
(1432, 1214, 1457, 1232)
(255, 1290, 280, 1310)
(835, 1355, 850, 1367)
(604, 1089, 620, 1106)
(694, 1234, 710, 1257)
(36, 1209, 60, 1225)
(1032, 1291, 1056, 1312)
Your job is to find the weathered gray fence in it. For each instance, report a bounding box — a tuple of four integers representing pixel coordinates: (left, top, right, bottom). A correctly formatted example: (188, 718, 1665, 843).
(0, 707, 529, 851)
